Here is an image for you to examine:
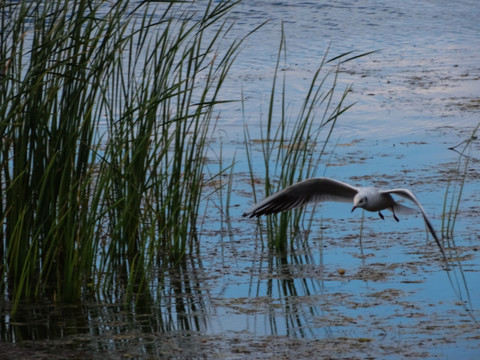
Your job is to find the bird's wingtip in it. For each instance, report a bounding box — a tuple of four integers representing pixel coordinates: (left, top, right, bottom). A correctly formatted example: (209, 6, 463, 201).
(244, 211, 261, 218)
(242, 211, 253, 218)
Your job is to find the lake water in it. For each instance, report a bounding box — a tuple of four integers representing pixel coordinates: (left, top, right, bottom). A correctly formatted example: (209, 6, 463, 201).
(2, 0, 480, 359)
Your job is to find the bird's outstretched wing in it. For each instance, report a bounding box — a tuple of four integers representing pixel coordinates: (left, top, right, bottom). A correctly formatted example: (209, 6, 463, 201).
(382, 188, 447, 260)
(243, 177, 358, 218)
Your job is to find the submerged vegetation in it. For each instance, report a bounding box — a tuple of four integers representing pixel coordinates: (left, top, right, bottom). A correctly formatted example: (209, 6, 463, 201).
(0, 0, 243, 311)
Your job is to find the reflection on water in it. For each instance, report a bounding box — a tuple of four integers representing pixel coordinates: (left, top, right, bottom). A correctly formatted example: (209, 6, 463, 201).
(2, 231, 476, 357)
(0, 205, 478, 359)
(252, 249, 326, 338)
(1, 258, 212, 356)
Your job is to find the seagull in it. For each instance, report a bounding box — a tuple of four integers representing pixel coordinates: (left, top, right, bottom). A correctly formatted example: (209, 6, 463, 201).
(243, 177, 447, 260)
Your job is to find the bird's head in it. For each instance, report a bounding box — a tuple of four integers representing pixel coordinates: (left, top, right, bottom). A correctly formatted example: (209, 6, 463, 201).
(351, 194, 367, 212)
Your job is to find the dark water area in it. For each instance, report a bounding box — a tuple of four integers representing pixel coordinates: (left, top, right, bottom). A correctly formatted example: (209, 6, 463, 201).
(2, 0, 480, 359)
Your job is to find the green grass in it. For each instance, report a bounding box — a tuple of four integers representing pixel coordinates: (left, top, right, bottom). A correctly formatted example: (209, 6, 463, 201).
(0, 0, 243, 312)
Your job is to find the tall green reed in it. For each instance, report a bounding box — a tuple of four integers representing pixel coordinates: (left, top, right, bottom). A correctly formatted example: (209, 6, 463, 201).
(245, 27, 372, 251)
(0, 0, 242, 311)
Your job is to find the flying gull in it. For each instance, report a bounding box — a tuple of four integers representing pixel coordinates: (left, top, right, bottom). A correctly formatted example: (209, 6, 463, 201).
(243, 177, 447, 260)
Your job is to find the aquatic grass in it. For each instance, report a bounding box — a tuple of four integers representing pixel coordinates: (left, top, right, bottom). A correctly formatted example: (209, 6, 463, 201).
(209, 140, 237, 242)
(0, 0, 244, 312)
(441, 122, 479, 241)
(98, 0, 244, 294)
(244, 27, 363, 251)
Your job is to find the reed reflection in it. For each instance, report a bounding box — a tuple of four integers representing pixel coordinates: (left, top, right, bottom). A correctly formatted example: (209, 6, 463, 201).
(250, 235, 328, 339)
(0, 255, 212, 355)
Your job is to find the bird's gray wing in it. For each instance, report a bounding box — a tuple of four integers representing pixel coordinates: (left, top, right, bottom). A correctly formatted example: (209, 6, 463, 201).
(382, 188, 447, 261)
(243, 177, 358, 218)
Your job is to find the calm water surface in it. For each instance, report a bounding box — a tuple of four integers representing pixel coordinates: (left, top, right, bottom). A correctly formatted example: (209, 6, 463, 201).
(2, 1, 480, 359)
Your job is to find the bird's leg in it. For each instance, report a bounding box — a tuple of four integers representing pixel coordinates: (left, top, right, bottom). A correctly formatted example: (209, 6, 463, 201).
(392, 208, 400, 222)
(378, 211, 385, 220)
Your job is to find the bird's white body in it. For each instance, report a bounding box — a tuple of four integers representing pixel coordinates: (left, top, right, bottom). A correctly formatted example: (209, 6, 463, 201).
(355, 187, 397, 211)
(352, 187, 416, 216)
(243, 177, 446, 260)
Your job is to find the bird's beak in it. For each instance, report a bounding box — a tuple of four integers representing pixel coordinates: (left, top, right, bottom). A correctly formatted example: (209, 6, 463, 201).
(351, 206, 357, 213)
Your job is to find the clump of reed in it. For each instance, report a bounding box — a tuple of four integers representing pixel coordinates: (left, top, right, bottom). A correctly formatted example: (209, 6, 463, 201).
(244, 27, 372, 251)
(0, 0, 242, 312)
